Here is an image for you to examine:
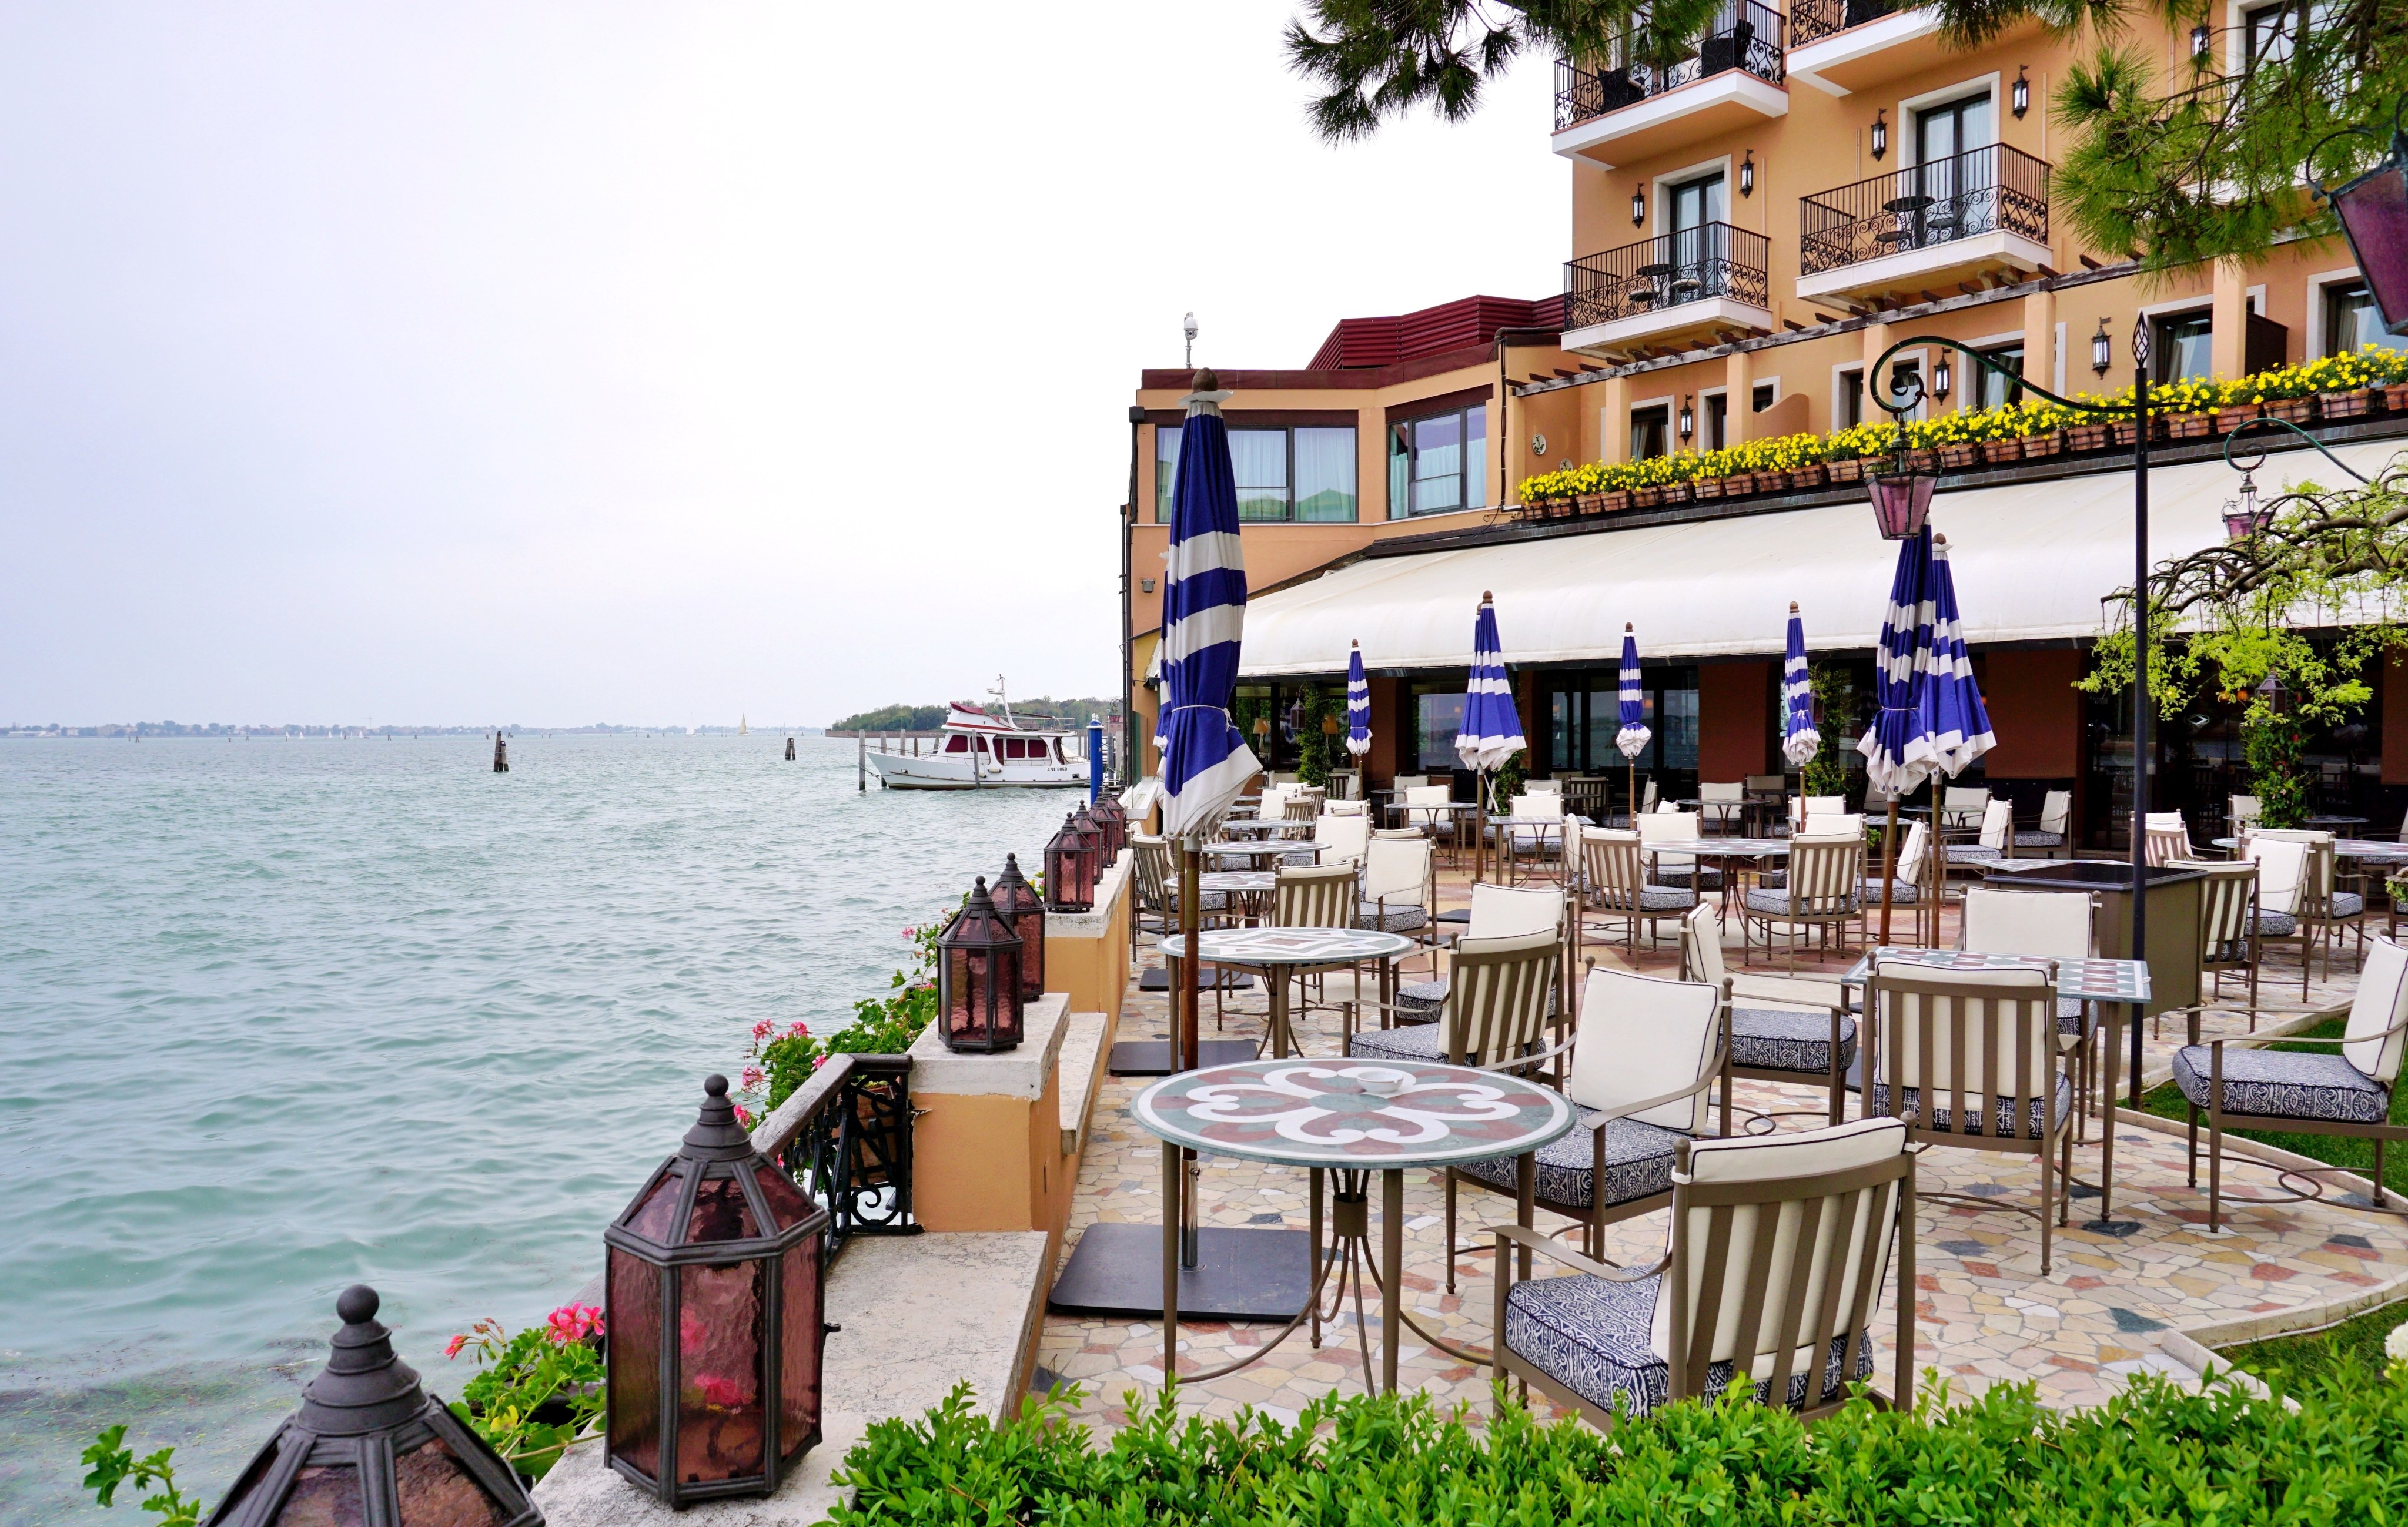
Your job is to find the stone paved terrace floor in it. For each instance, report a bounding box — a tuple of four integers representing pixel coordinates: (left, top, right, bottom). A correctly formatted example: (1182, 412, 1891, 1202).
(1034, 857, 2408, 1430)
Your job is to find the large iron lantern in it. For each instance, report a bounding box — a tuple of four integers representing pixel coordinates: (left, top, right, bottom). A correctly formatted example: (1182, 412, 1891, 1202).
(1089, 792, 1128, 863)
(604, 1076, 831, 1508)
(937, 876, 1025, 1051)
(2313, 123, 2408, 336)
(1867, 464, 1936, 540)
(988, 853, 1047, 1003)
(206, 1285, 539, 1526)
(1044, 812, 1098, 913)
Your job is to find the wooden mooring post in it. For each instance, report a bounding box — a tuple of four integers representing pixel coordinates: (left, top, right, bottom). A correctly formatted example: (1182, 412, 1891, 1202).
(858, 734, 866, 792)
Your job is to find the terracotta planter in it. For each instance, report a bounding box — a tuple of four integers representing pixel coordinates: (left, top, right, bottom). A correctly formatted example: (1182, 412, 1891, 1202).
(1575, 492, 1607, 515)
(1601, 490, 1632, 513)
(2065, 423, 2112, 452)
(1662, 480, 1694, 504)
(1825, 456, 1864, 483)
(1899, 449, 1938, 474)
(2020, 430, 2064, 458)
(1753, 469, 1794, 494)
(1693, 475, 1726, 501)
(1791, 463, 1828, 489)
(2387, 383, 2408, 413)
(2322, 389, 2379, 420)
(2165, 412, 2216, 440)
(2263, 396, 2317, 424)
(1979, 438, 2024, 464)
(1634, 485, 1663, 508)
(1937, 443, 1981, 470)
(2215, 404, 2261, 435)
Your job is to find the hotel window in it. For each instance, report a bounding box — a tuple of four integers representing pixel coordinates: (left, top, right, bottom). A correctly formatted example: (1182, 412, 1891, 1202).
(2241, 0, 2330, 66)
(2151, 310, 2216, 383)
(2326, 279, 2408, 357)
(1704, 393, 1729, 450)
(1751, 381, 1777, 412)
(1974, 343, 2025, 410)
(1387, 404, 1487, 518)
(1159, 424, 1357, 523)
(1410, 682, 1468, 772)
(1839, 367, 1865, 426)
(1630, 404, 1670, 460)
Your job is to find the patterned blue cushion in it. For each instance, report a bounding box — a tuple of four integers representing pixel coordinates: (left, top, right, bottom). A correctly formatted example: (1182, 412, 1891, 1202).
(2256, 909, 2299, 937)
(1349, 1023, 1446, 1063)
(1456, 1108, 1682, 1212)
(2322, 892, 2366, 919)
(1655, 868, 1724, 890)
(1504, 1270, 1874, 1418)
(2013, 831, 2065, 848)
(1356, 901, 1430, 933)
(1857, 878, 1919, 905)
(1743, 888, 1862, 916)
(2058, 996, 2089, 1036)
(1945, 845, 2005, 863)
(1729, 1008, 1857, 1075)
(1394, 978, 1448, 1022)
(2170, 1046, 2390, 1123)
(1597, 886, 1701, 913)
(1862, 1076, 2073, 1137)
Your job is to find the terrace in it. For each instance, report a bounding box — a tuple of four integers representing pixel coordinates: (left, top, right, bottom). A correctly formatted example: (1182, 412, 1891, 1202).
(1561, 222, 1774, 356)
(1797, 143, 2054, 303)
(1551, 5, 1788, 168)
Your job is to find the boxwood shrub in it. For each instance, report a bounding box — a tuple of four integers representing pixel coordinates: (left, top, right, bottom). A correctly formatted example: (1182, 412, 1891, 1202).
(831, 1372, 2408, 1525)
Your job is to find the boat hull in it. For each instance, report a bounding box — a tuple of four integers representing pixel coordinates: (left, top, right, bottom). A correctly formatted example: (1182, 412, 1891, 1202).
(864, 751, 1088, 790)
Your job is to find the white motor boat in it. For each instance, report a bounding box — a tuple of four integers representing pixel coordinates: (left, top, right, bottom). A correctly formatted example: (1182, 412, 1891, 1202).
(863, 693, 1091, 791)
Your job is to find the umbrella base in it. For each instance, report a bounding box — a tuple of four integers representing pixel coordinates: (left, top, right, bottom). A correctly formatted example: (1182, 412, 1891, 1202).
(1046, 1223, 1312, 1321)
(1108, 1039, 1260, 1077)
(1138, 966, 1256, 993)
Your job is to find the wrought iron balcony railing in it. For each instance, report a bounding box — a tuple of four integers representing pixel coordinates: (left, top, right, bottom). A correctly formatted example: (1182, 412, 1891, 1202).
(1798, 143, 2049, 277)
(1565, 222, 1772, 330)
(1787, 0, 1901, 49)
(1553, 1, 1786, 130)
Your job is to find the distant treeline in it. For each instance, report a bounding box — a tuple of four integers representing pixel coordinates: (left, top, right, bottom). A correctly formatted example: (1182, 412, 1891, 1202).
(830, 697, 1116, 732)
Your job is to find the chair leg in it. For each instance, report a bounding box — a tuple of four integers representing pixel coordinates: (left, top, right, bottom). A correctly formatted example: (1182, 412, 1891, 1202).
(2038, 1130, 2054, 1277)
(2185, 1101, 2198, 1188)
(2208, 1107, 2225, 1234)
(2377, 1138, 2389, 1211)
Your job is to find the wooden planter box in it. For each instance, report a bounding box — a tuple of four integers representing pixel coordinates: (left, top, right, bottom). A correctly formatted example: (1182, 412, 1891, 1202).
(2065, 423, 2113, 452)
(1791, 463, 1829, 489)
(2215, 404, 2261, 435)
(2109, 417, 2166, 447)
(2387, 383, 2408, 413)
(2165, 412, 2216, 440)
(1575, 492, 1608, 515)
(1663, 480, 1694, 504)
(2263, 396, 2318, 424)
(2021, 430, 2064, 458)
(1826, 456, 1865, 483)
(1634, 485, 1664, 508)
(1601, 490, 1632, 513)
(1979, 438, 2024, 464)
(1693, 475, 1727, 501)
(1899, 450, 1938, 474)
(1937, 443, 1981, 470)
(1753, 469, 1794, 494)
(2322, 389, 2380, 420)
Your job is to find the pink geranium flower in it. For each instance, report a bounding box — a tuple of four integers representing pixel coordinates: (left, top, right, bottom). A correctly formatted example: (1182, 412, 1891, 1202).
(733, 1103, 755, 1128)
(546, 1302, 605, 1345)
(751, 1018, 774, 1041)
(444, 1333, 470, 1359)
(740, 1064, 764, 1090)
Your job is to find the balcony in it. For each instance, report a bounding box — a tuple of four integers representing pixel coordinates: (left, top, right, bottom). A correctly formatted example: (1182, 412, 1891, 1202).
(1560, 223, 1773, 357)
(1795, 144, 2052, 303)
(1551, 2, 1787, 167)
(1785, 0, 1948, 95)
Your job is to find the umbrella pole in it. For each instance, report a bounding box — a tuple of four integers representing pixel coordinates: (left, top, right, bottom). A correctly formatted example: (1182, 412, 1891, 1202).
(1474, 776, 1487, 886)
(1178, 835, 1201, 1270)
(1628, 759, 1636, 829)
(1877, 798, 1901, 946)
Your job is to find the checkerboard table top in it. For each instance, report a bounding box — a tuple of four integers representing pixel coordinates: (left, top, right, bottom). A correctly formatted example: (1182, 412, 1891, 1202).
(1637, 837, 1793, 855)
(1839, 947, 2153, 1003)
(1132, 1059, 1577, 1168)
(1156, 927, 1418, 965)
(1197, 870, 1276, 892)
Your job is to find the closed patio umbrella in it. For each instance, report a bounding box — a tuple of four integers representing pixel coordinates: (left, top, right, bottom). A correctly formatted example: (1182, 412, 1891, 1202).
(1782, 602, 1821, 769)
(1345, 640, 1371, 763)
(1857, 526, 1942, 943)
(1615, 624, 1651, 828)
(1456, 593, 1525, 883)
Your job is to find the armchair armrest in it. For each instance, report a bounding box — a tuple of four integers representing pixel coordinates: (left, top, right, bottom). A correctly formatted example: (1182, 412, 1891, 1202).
(1491, 1223, 1670, 1285)
(1584, 1041, 1730, 1128)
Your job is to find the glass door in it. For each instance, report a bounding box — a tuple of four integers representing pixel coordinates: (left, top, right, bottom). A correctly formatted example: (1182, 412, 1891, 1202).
(1665, 174, 1727, 303)
(1913, 93, 1993, 244)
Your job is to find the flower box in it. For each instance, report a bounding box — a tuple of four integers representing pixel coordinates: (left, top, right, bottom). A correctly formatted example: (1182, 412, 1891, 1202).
(2321, 388, 2379, 420)
(2387, 383, 2408, 413)
(1979, 438, 2024, 465)
(1601, 490, 1631, 513)
(2263, 396, 2318, 424)
(1662, 480, 1693, 504)
(1790, 463, 1828, 489)
(2165, 412, 2216, 440)
(1752, 469, 1793, 494)
(2109, 417, 2167, 447)
(2021, 430, 2064, 458)
(1693, 475, 1726, 501)
(2215, 404, 2261, 434)
(1937, 443, 1981, 470)
(1900, 450, 1938, 474)
(1634, 485, 1663, 508)
(2065, 423, 2112, 452)
(1576, 493, 1607, 515)
(1825, 456, 1864, 483)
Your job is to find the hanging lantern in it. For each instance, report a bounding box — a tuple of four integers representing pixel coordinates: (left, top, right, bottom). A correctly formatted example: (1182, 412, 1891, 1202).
(2312, 125, 2408, 336)
(1739, 149, 1755, 197)
(2222, 470, 2269, 540)
(1930, 354, 1952, 401)
(1870, 109, 1888, 161)
(205, 1286, 540, 1526)
(936, 876, 1025, 1052)
(2091, 318, 2113, 376)
(604, 1076, 831, 1508)
(1678, 396, 1695, 440)
(1043, 812, 1099, 913)
(1631, 183, 1647, 226)
(988, 853, 1048, 1002)
(2012, 65, 2031, 116)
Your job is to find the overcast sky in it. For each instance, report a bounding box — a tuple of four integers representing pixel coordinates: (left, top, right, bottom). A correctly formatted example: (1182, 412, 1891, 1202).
(0, 3, 1565, 728)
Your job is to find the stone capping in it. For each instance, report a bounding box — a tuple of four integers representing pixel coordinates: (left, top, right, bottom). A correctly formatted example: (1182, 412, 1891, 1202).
(1044, 849, 1132, 940)
(907, 993, 1069, 1100)
(1056, 1011, 1109, 1156)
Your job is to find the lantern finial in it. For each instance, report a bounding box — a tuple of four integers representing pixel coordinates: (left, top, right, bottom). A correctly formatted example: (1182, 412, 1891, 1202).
(681, 1073, 757, 1161)
(295, 1285, 428, 1438)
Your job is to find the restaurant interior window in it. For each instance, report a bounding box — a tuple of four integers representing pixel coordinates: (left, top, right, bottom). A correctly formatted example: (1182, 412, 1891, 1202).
(2242, 0, 2329, 66)
(1166, 424, 1359, 523)
(1975, 343, 2024, 410)
(1389, 405, 1487, 518)
(1230, 429, 1289, 522)
(1630, 404, 1670, 460)
(1410, 683, 1468, 772)
(2151, 311, 2215, 383)
(1292, 427, 1359, 521)
(2326, 279, 2408, 357)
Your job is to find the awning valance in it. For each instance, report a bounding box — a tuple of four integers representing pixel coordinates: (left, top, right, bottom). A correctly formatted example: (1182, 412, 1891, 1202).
(1236, 441, 2404, 677)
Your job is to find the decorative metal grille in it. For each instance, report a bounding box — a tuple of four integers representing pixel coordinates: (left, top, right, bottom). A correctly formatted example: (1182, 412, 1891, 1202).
(767, 1053, 920, 1264)
(1553, 1, 1785, 131)
(1798, 143, 2051, 277)
(1565, 223, 1772, 330)
(1788, 0, 1901, 49)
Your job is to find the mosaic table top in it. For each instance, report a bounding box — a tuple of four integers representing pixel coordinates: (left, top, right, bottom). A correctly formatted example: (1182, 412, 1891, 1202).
(1838, 947, 2153, 1003)
(1132, 1059, 1576, 1168)
(1201, 840, 1326, 862)
(2210, 836, 2408, 859)
(1638, 837, 1792, 856)
(1158, 927, 1417, 966)
(1198, 870, 1276, 893)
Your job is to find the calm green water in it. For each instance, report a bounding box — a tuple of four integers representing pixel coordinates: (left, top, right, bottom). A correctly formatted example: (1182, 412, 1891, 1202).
(0, 734, 1074, 1521)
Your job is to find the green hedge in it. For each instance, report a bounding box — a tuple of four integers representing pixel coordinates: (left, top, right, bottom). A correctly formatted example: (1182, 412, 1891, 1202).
(830, 1374, 2408, 1525)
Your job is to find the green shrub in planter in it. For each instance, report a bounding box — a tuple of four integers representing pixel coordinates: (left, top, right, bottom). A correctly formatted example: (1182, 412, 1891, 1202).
(830, 1371, 2408, 1526)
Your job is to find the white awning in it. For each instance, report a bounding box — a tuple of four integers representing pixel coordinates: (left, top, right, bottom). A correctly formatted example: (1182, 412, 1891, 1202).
(1237, 441, 2403, 675)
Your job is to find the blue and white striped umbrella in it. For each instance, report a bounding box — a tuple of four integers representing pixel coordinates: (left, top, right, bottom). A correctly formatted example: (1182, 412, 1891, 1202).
(1454, 593, 1524, 778)
(1153, 377, 1259, 839)
(1923, 534, 1994, 778)
(1345, 641, 1371, 757)
(1614, 624, 1651, 759)
(1857, 526, 1939, 797)
(1781, 602, 1820, 767)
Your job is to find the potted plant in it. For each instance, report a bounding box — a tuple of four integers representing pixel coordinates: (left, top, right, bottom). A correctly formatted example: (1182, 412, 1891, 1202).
(2155, 378, 2221, 438)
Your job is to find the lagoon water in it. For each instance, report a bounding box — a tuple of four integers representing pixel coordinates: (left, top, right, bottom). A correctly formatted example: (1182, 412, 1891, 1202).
(0, 734, 1073, 1521)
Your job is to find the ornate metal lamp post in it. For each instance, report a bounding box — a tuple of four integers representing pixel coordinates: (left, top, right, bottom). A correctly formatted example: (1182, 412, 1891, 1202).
(206, 1287, 540, 1526)
(604, 1076, 831, 1507)
(986, 854, 1047, 1004)
(936, 876, 1025, 1052)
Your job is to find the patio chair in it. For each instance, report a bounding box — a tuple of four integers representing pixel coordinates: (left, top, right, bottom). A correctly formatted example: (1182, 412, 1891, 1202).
(2143, 811, 2195, 866)
(1639, 809, 1720, 893)
(1863, 958, 2073, 1274)
(1447, 963, 1724, 1286)
(1403, 785, 1458, 852)
(2175, 932, 2408, 1231)
(1394, 882, 1568, 1023)
(2015, 790, 2073, 858)
(1504, 793, 1569, 881)
(1356, 835, 1434, 935)
(1306, 811, 1370, 870)
(1941, 786, 1989, 833)
(1959, 885, 2098, 1131)
(1131, 833, 1235, 1026)
(1527, 779, 1563, 795)
(1678, 901, 1855, 1126)
(2244, 835, 2315, 999)
(1323, 798, 1367, 817)
(1605, 779, 1660, 829)
(1348, 929, 1563, 1072)
(2229, 795, 2263, 837)
(1739, 836, 1864, 970)
(1858, 821, 1929, 910)
(2299, 838, 2367, 982)
(2162, 860, 2259, 1026)
(1802, 812, 1865, 842)
(1700, 781, 1746, 835)
(1577, 831, 1698, 957)
(1791, 795, 1848, 835)
(1272, 862, 1356, 929)
(1493, 1117, 1915, 1428)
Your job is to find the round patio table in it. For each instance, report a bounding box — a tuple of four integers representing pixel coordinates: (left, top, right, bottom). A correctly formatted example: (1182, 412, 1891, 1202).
(1163, 926, 1417, 1059)
(2306, 815, 2371, 832)
(1200, 839, 1326, 865)
(1133, 1057, 1576, 1392)
(1640, 836, 1791, 916)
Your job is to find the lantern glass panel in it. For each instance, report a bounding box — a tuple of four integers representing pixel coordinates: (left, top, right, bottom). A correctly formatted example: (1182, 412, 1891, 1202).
(677, 1260, 767, 1482)
(285, 1464, 367, 1526)
(393, 1435, 510, 1527)
(687, 1171, 761, 1243)
(607, 1248, 664, 1475)
(2337, 162, 2408, 334)
(626, 1168, 684, 1243)
(751, 1161, 815, 1231)
(778, 1235, 825, 1462)
(1868, 472, 1935, 539)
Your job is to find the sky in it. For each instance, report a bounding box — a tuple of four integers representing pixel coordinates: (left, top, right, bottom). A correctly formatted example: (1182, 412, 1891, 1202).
(0, 3, 1566, 729)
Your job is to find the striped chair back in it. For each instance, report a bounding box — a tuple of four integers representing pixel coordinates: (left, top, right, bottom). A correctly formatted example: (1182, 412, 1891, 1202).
(2188, 861, 2258, 967)
(1440, 930, 1561, 1070)
(1580, 831, 1646, 910)
(1283, 795, 1320, 823)
(1273, 862, 1356, 929)
(1657, 1120, 1914, 1417)
(1867, 962, 2058, 1141)
(1775, 837, 1863, 915)
(1131, 833, 1174, 916)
